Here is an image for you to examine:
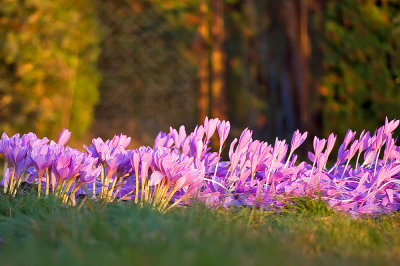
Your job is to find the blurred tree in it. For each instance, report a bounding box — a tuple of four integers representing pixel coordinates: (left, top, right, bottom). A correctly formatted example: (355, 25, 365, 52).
(316, 0, 400, 137)
(224, 0, 318, 142)
(210, 0, 228, 121)
(0, 0, 100, 139)
(194, 0, 211, 122)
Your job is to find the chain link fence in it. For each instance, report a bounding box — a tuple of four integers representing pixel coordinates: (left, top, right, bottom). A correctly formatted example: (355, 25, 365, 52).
(93, 0, 199, 146)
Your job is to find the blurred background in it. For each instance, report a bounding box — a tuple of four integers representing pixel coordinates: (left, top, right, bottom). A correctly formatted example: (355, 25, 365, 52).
(0, 0, 399, 148)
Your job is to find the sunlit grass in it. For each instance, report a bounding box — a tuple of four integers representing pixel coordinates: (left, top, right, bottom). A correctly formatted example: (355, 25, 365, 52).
(0, 193, 400, 266)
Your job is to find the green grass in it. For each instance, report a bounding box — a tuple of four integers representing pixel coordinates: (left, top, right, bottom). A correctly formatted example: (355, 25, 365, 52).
(0, 193, 400, 266)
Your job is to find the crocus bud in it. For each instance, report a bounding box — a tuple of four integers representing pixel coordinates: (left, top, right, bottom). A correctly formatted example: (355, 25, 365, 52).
(56, 128, 71, 146)
(217, 120, 230, 148)
(324, 133, 337, 157)
(204, 117, 219, 143)
(343, 129, 356, 149)
(313, 137, 326, 159)
(237, 128, 252, 152)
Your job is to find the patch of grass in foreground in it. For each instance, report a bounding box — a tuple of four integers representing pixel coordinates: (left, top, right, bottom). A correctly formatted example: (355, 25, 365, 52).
(0, 193, 400, 266)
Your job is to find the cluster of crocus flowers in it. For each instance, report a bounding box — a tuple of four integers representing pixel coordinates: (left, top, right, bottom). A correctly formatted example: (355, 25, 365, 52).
(1, 117, 400, 216)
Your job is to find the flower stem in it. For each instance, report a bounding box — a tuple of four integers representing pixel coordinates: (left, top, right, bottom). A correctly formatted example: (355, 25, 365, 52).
(373, 148, 381, 176)
(45, 169, 50, 196)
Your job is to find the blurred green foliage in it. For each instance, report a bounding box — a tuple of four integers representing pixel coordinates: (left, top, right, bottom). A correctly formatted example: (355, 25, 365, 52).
(317, 0, 400, 137)
(0, 0, 399, 141)
(0, 0, 100, 139)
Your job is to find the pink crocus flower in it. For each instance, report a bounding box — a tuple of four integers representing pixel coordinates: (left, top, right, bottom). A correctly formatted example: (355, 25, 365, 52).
(56, 128, 71, 146)
(217, 120, 230, 148)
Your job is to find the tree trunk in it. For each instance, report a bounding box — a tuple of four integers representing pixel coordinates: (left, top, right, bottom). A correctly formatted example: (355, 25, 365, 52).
(210, 0, 228, 120)
(281, 0, 311, 133)
(196, 0, 210, 123)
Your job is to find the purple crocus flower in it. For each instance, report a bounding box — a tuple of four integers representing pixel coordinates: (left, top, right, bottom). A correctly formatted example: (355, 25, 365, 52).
(105, 147, 126, 179)
(8, 145, 28, 168)
(343, 129, 357, 148)
(139, 147, 153, 183)
(21, 132, 39, 146)
(317, 154, 327, 172)
(79, 157, 102, 184)
(324, 133, 337, 158)
(29, 141, 56, 196)
(358, 130, 370, 153)
(384, 117, 399, 136)
(154, 132, 174, 149)
(204, 117, 219, 143)
(0, 132, 10, 157)
(194, 125, 205, 141)
(312, 137, 326, 160)
(170, 125, 186, 149)
(130, 150, 141, 175)
(57, 128, 71, 146)
(111, 133, 131, 149)
(217, 120, 230, 148)
(345, 140, 360, 161)
(191, 137, 204, 158)
(52, 147, 84, 182)
(290, 130, 308, 153)
(84, 137, 110, 163)
(383, 134, 396, 164)
(372, 127, 385, 150)
(30, 141, 55, 177)
(237, 128, 253, 152)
